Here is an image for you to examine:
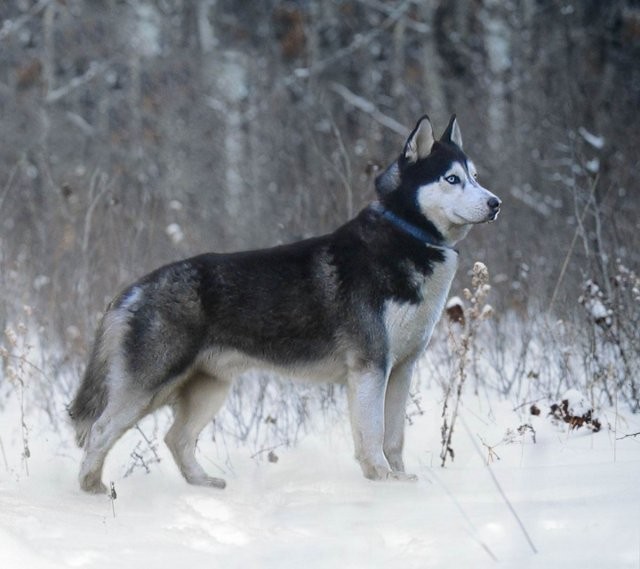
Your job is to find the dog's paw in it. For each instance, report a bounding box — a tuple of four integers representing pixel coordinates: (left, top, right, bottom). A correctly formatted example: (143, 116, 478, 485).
(387, 471, 418, 482)
(203, 476, 227, 490)
(80, 476, 108, 495)
(363, 463, 418, 482)
(186, 474, 227, 490)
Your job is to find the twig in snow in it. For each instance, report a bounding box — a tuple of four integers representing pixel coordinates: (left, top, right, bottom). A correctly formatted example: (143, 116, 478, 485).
(0, 435, 8, 472)
(109, 482, 117, 518)
(616, 431, 640, 441)
(462, 416, 538, 555)
(512, 398, 546, 413)
(250, 443, 285, 460)
(478, 435, 501, 464)
(123, 425, 162, 477)
(440, 262, 493, 467)
(427, 466, 499, 563)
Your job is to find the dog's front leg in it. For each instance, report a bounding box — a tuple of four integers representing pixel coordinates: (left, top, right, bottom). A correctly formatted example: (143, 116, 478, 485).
(383, 357, 418, 479)
(346, 365, 390, 480)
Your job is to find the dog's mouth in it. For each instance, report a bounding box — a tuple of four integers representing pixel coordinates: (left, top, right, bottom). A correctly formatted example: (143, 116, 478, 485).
(454, 210, 500, 225)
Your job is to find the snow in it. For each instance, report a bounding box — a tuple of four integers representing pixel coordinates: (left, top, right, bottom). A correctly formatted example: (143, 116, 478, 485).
(2, 377, 639, 569)
(587, 297, 609, 321)
(165, 223, 185, 245)
(578, 127, 605, 150)
(445, 296, 463, 310)
(561, 388, 591, 417)
(133, 5, 162, 58)
(586, 157, 600, 174)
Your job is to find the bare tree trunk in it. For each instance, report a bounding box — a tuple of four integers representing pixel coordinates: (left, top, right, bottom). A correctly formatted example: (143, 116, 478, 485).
(197, 0, 216, 54)
(39, 2, 56, 149)
(129, 51, 143, 165)
(480, 0, 511, 151)
(42, 2, 55, 94)
(216, 51, 249, 245)
(391, 15, 406, 101)
(419, 2, 446, 122)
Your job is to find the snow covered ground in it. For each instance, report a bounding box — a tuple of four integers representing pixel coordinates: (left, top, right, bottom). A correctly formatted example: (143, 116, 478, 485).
(1, 378, 639, 569)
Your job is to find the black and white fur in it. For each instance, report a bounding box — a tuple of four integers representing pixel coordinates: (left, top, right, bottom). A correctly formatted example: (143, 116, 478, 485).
(69, 114, 501, 493)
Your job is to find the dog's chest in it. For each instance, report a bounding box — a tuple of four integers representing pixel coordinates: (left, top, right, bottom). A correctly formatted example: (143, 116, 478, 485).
(383, 249, 458, 363)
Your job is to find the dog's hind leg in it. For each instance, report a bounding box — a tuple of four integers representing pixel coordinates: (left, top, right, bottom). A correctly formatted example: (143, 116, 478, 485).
(79, 389, 153, 494)
(164, 372, 231, 489)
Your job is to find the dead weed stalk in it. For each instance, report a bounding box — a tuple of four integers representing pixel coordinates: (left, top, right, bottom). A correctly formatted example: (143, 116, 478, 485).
(440, 262, 494, 467)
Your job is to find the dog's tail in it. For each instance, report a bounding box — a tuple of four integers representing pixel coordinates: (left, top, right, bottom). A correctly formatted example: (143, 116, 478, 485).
(68, 319, 110, 448)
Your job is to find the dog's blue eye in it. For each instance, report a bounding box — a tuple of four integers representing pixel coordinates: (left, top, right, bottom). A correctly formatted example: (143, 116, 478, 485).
(445, 175, 461, 184)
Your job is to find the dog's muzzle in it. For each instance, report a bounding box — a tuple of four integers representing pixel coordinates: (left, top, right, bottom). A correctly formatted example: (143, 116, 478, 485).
(487, 196, 501, 222)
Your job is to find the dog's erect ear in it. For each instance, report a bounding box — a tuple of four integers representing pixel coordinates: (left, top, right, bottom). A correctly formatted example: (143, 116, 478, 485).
(403, 115, 435, 164)
(441, 114, 463, 149)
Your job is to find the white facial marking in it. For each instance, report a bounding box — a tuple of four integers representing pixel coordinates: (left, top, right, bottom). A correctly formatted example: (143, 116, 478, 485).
(416, 160, 500, 244)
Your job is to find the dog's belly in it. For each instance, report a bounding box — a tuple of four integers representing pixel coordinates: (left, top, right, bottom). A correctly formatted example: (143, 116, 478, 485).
(384, 249, 458, 363)
(192, 249, 458, 382)
(197, 348, 349, 384)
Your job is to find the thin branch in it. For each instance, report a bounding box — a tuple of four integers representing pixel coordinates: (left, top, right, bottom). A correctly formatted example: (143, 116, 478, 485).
(616, 431, 640, 441)
(1, 353, 47, 378)
(0, 435, 8, 472)
(427, 466, 499, 562)
(250, 443, 285, 459)
(66, 111, 95, 137)
(82, 171, 110, 254)
(512, 398, 545, 412)
(329, 82, 407, 136)
(109, 482, 117, 518)
(462, 416, 538, 555)
(548, 173, 599, 313)
(283, 0, 413, 84)
(45, 62, 109, 104)
(353, 0, 429, 33)
(0, 0, 52, 42)
(0, 165, 19, 214)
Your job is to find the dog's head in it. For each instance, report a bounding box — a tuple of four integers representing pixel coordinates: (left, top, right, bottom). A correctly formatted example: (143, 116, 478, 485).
(376, 115, 501, 242)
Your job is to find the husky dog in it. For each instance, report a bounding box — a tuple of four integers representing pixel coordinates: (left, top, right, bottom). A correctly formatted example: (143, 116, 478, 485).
(69, 114, 500, 493)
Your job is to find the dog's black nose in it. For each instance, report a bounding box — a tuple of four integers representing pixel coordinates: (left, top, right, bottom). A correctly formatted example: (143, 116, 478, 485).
(487, 197, 501, 210)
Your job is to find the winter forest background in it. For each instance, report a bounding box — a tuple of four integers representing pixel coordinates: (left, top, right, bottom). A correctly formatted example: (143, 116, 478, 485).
(1, 0, 640, 474)
(1, 2, 640, 566)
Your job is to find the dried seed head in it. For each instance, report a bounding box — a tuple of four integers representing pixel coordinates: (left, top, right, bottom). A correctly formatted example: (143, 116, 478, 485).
(472, 262, 489, 288)
(480, 304, 494, 319)
(4, 327, 17, 347)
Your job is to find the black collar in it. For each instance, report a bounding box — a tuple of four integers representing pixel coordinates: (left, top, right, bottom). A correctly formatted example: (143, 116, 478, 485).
(370, 202, 453, 250)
